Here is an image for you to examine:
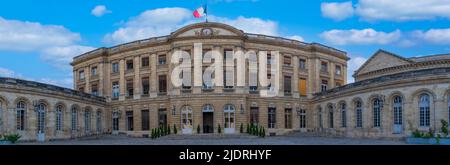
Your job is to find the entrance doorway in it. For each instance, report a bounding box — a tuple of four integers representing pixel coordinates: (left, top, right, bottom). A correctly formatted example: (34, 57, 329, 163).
(202, 104, 214, 133)
(158, 109, 167, 128)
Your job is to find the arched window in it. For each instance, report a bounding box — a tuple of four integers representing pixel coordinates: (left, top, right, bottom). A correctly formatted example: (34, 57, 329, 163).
(96, 111, 102, 132)
(341, 103, 347, 128)
(16, 101, 26, 131)
(56, 105, 63, 131)
(71, 106, 78, 131)
(37, 103, 46, 133)
(355, 101, 362, 128)
(328, 105, 334, 128)
(419, 94, 430, 127)
(373, 98, 382, 127)
(112, 111, 119, 131)
(318, 107, 323, 128)
(448, 94, 450, 124)
(84, 109, 91, 132)
(224, 104, 236, 133)
(181, 106, 193, 133)
(393, 96, 403, 126)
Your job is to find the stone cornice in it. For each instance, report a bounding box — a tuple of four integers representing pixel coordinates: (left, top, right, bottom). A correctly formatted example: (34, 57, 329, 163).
(71, 22, 348, 66)
(313, 67, 450, 101)
(0, 77, 106, 104)
(356, 59, 450, 81)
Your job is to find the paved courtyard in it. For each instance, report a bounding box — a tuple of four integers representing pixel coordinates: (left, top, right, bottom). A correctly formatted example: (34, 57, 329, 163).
(21, 132, 407, 145)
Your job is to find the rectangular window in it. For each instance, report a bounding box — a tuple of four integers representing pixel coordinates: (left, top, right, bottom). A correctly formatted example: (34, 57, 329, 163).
(321, 61, 328, 73)
(84, 111, 91, 132)
(112, 82, 119, 99)
(16, 110, 25, 130)
(112, 62, 119, 73)
(79, 70, 85, 80)
(284, 76, 291, 95)
(126, 60, 133, 70)
(285, 108, 292, 129)
(268, 107, 276, 128)
(91, 84, 98, 96)
(283, 56, 291, 66)
(126, 111, 134, 131)
(142, 77, 150, 95)
(250, 107, 259, 125)
(141, 57, 149, 68)
(159, 55, 166, 65)
(91, 66, 97, 76)
(299, 59, 306, 70)
(335, 65, 341, 76)
(141, 110, 150, 131)
(299, 78, 307, 96)
(299, 110, 306, 128)
(321, 80, 328, 92)
(267, 53, 272, 64)
(71, 109, 78, 131)
(126, 79, 133, 97)
(159, 75, 167, 93)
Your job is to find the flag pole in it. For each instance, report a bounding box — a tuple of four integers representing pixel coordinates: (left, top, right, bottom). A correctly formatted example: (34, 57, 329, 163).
(205, 0, 208, 22)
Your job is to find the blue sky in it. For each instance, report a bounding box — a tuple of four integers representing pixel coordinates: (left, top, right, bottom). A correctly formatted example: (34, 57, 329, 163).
(1, 0, 450, 88)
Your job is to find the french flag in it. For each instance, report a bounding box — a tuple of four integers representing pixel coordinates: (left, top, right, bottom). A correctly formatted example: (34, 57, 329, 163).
(193, 5, 206, 18)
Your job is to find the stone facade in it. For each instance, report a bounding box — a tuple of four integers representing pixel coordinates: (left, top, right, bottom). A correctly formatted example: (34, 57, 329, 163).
(0, 78, 107, 141)
(312, 50, 450, 138)
(71, 22, 348, 137)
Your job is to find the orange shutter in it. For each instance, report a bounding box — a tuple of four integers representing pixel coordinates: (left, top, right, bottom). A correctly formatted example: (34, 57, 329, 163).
(299, 79, 307, 96)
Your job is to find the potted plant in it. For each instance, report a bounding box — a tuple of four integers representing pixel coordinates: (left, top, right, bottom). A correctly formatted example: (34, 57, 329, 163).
(0, 134, 21, 144)
(173, 124, 178, 134)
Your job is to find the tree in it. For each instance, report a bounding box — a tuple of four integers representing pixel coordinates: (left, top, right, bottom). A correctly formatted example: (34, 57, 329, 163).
(168, 125, 171, 135)
(173, 124, 178, 134)
(218, 124, 222, 134)
(246, 123, 250, 134)
(240, 123, 244, 133)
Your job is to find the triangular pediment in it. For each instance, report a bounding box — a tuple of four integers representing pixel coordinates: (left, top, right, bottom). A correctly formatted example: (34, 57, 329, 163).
(170, 22, 244, 38)
(354, 50, 412, 76)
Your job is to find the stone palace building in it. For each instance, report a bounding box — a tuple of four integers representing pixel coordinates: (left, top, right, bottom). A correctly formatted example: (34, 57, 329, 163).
(0, 22, 449, 141)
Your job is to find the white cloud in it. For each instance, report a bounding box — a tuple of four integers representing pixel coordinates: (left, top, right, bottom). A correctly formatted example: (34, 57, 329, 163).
(91, 5, 112, 17)
(413, 28, 450, 44)
(104, 7, 279, 44)
(347, 55, 367, 83)
(320, 28, 401, 45)
(287, 35, 305, 42)
(321, 1, 354, 21)
(0, 67, 20, 78)
(0, 17, 81, 51)
(208, 15, 278, 36)
(356, 0, 450, 21)
(38, 77, 73, 88)
(0, 17, 95, 70)
(41, 45, 96, 70)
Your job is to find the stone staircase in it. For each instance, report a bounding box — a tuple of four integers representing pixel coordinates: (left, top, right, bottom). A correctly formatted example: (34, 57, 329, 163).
(157, 133, 260, 140)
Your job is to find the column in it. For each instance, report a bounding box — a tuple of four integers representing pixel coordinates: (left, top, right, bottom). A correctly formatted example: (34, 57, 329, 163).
(73, 70, 77, 90)
(293, 56, 299, 98)
(150, 54, 157, 98)
(134, 56, 141, 99)
(235, 46, 245, 93)
(193, 44, 202, 94)
(330, 63, 335, 89)
(119, 59, 126, 101)
(98, 62, 104, 96)
(343, 65, 348, 84)
(85, 66, 90, 93)
(214, 46, 223, 93)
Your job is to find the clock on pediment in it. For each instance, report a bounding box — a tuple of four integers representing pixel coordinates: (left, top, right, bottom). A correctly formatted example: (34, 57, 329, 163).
(201, 28, 213, 36)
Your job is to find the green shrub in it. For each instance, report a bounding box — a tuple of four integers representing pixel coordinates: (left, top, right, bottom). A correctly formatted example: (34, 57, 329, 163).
(218, 124, 222, 134)
(412, 129, 423, 138)
(240, 123, 244, 133)
(197, 124, 201, 134)
(168, 126, 171, 135)
(246, 123, 250, 134)
(5, 134, 21, 143)
(173, 124, 178, 134)
(259, 126, 264, 137)
(261, 127, 266, 138)
(441, 119, 449, 137)
(255, 125, 259, 136)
